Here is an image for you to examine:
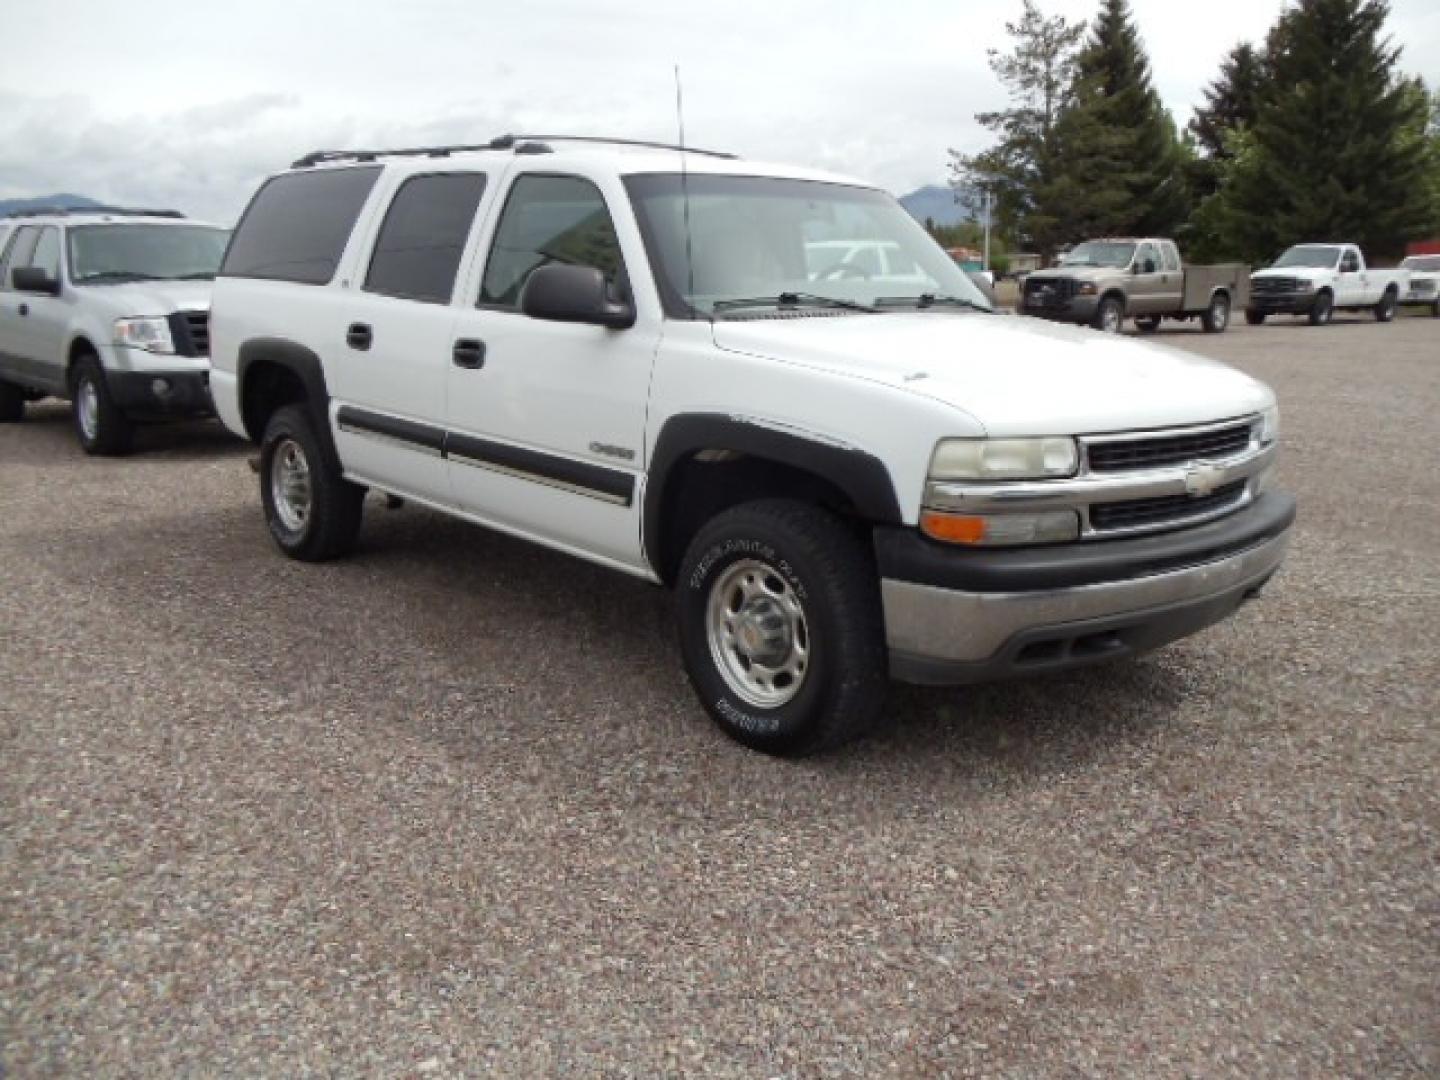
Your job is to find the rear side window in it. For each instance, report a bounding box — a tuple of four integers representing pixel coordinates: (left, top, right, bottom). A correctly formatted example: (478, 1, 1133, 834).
(1161, 243, 1181, 272)
(479, 175, 626, 308)
(222, 166, 381, 285)
(364, 173, 487, 303)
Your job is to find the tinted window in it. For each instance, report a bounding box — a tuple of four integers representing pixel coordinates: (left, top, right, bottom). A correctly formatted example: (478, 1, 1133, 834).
(222, 166, 381, 284)
(480, 175, 625, 308)
(1, 226, 39, 287)
(364, 173, 487, 303)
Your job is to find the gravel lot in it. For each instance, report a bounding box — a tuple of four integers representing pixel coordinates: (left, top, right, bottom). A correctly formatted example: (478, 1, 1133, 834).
(2, 315, 1437, 1077)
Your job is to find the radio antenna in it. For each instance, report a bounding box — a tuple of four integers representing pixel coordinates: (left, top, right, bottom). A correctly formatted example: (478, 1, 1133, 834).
(674, 65, 697, 307)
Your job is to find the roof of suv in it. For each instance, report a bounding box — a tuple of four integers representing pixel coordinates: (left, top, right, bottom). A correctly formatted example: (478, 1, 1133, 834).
(281, 135, 871, 189)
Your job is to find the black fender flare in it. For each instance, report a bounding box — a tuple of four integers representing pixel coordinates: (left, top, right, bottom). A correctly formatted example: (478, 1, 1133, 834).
(236, 337, 332, 443)
(643, 412, 902, 573)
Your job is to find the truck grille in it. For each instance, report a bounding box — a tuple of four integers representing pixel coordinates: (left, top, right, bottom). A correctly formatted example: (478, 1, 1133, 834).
(1090, 481, 1247, 531)
(1252, 276, 1299, 295)
(1087, 421, 1254, 472)
(168, 310, 211, 358)
(1023, 276, 1077, 308)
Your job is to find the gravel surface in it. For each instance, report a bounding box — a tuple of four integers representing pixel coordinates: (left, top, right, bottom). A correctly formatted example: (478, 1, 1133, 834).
(2, 316, 1437, 1077)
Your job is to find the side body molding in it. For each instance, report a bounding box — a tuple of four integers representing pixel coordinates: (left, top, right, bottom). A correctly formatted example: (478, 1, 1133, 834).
(643, 412, 903, 573)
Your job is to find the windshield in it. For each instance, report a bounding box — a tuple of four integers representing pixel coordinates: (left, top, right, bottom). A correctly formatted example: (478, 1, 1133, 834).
(1060, 241, 1135, 268)
(1273, 245, 1340, 269)
(623, 174, 992, 317)
(1401, 255, 1440, 272)
(68, 224, 231, 284)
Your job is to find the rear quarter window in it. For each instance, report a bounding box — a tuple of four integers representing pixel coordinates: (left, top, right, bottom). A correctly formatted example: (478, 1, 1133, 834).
(221, 166, 381, 285)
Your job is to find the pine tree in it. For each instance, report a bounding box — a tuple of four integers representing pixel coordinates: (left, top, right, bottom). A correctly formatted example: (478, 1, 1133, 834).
(1190, 43, 1267, 163)
(947, 0, 1086, 260)
(1056, 0, 1189, 238)
(1216, 0, 1437, 261)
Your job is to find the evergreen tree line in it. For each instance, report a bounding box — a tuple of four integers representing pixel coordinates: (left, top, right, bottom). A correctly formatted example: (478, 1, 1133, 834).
(950, 0, 1440, 265)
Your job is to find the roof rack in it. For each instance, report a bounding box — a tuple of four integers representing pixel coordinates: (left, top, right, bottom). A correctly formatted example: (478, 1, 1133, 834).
(1, 205, 186, 220)
(291, 133, 737, 169)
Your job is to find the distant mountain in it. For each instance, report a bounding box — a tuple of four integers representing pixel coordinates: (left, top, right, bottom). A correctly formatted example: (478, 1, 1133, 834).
(0, 193, 105, 218)
(898, 184, 969, 227)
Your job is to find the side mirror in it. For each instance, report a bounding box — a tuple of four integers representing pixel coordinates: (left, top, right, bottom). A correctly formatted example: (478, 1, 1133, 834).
(11, 266, 61, 296)
(520, 263, 634, 330)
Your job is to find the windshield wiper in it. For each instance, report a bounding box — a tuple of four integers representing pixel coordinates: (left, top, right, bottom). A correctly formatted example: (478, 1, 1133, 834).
(74, 271, 161, 284)
(872, 294, 990, 312)
(712, 291, 876, 314)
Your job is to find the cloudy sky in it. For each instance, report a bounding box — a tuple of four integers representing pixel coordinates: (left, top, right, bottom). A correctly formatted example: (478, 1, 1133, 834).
(2, 0, 1436, 223)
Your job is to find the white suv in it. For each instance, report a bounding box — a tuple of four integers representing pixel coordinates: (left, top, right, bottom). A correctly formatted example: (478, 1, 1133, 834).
(0, 207, 229, 453)
(210, 136, 1295, 756)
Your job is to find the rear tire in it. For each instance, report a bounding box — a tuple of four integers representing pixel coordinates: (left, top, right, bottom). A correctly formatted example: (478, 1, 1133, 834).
(1374, 288, 1397, 322)
(1092, 295, 1125, 333)
(1308, 290, 1333, 326)
(0, 379, 25, 423)
(675, 499, 888, 756)
(1244, 310, 1265, 326)
(1202, 291, 1230, 333)
(70, 356, 134, 455)
(1134, 315, 1161, 333)
(259, 404, 364, 561)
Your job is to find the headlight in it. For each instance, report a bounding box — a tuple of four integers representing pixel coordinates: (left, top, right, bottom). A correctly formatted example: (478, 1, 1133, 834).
(930, 437, 1078, 481)
(1294, 280, 1315, 292)
(114, 316, 175, 354)
(1258, 405, 1280, 445)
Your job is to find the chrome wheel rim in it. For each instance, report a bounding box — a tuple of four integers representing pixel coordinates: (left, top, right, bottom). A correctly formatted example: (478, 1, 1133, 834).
(76, 378, 99, 441)
(706, 558, 810, 708)
(1101, 303, 1121, 332)
(270, 437, 312, 534)
(1211, 295, 1229, 329)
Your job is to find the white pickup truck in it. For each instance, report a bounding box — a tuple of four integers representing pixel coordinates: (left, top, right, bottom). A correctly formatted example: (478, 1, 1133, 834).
(209, 135, 1294, 756)
(1247, 243, 1409, 326)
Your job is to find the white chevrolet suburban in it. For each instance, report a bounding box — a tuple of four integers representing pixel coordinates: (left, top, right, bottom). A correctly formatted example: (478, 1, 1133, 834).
(1247, 243, 1410, 326)
(209, 136, 1295, 756)
(0, 207, 230, 452)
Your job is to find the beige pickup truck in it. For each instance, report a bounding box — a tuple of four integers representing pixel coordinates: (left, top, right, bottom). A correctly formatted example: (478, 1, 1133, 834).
(1020, 238, 1249, 334)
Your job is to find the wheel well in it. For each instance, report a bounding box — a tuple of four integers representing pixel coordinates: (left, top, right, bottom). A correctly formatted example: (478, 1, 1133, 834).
(240, 359, 308, 442)
(1102, 290, 1126, 307)
(654, 452, 862, 585)
(66, 337, 98, 383)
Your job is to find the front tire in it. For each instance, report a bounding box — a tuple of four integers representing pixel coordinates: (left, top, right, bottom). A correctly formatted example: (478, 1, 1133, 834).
(1092, 295, 1125, 333)
(1202, 291, 1231, 333)
(1244, 310, 1266, 326)
(259, 404, 364, 561)
(0, 379, 25, 423)
(675, 499, 888, 756)
(70, 356, 134, 455)
(1308, 290, 1333, 326)
(1374, 288, 1397, 322)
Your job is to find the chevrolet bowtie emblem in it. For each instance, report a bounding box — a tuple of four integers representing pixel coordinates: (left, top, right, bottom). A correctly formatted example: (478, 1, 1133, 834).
(1184, 462, 1227, 497)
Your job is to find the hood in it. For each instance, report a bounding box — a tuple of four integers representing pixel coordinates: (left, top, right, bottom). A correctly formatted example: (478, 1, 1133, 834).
(77, 279, 213, 317)
(710, 312, 1273, 436)
(1252, 265, 1330, 280)
(1027, 265, 1119, 283)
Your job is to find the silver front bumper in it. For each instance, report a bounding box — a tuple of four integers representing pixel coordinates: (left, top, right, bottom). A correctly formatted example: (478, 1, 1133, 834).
(882, 530, 1290, 682)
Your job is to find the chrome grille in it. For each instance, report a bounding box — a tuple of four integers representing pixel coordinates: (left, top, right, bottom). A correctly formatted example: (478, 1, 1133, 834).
(1087, 421, 1253, 472)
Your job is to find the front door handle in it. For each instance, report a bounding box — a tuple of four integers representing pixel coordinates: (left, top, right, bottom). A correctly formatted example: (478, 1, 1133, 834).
(346, 322, 372, 351)
(452, 338, 486, 369)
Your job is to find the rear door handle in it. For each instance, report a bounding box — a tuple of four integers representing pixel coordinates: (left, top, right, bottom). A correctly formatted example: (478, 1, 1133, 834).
(452, 338, 486, 369)
(346, 322, 372, 351)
